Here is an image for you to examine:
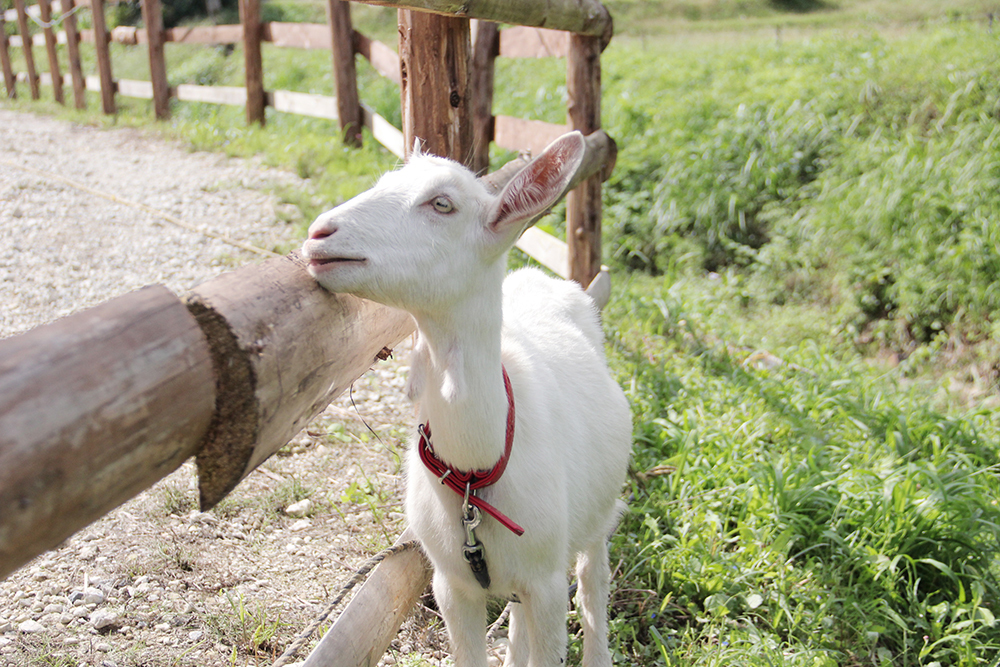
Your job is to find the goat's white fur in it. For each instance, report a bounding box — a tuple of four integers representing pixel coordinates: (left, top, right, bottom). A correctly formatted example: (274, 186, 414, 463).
(302, 132, 632, 667)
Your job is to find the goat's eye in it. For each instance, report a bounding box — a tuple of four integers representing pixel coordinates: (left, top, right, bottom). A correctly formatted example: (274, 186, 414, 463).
(431, 196, 454, 214)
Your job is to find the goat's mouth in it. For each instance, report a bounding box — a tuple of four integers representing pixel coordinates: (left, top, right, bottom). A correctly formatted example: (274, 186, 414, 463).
(308, 256, 366, 269)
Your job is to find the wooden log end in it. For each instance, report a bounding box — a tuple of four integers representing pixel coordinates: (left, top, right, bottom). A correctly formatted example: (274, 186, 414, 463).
(183, 293, 260, 511)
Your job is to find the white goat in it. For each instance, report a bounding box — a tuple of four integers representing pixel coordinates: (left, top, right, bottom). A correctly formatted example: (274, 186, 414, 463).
(302, 132, 632, 667)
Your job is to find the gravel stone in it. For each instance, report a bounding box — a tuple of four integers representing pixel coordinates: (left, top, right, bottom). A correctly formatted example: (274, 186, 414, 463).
(17, 619, 46, 634)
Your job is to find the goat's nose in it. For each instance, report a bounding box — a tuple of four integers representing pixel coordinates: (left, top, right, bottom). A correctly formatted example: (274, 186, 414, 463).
(309, 223, 337, 240)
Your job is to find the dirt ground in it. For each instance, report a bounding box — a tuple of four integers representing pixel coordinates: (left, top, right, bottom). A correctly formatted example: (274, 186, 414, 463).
(0, 109, 455, 667)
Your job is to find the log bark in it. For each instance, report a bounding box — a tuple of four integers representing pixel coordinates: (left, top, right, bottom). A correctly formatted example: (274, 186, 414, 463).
(0, 286, 216, 580)
(239, 0, 265, 125)
(0, 13, 15, 99)
(469, 20, 498, 175)
(399, 9, 472, 163)
(140, 0, 170, 119)
(37, 0, 63, 104)
(352, 0, 612, 43)
(13, 0, 39, 99)
(327, 0, 362, 146)
(186, 252, 415, 510)
(566, 34, 603, 287)
(90, 0, 116, 114)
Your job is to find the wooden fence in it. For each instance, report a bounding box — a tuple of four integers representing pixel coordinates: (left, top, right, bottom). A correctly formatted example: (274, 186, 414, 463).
(1, 1, 616, 662)
(1, 0, 613, 287)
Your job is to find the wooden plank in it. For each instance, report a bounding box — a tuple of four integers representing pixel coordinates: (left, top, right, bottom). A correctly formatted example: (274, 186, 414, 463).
(469, 20, 498, 174)
(349, 0, 612, 41)
(361, 102, 405, 158)
(116, 78, 153, 98)
(62, 0, 87, 108)
(302, 528, 431, 667)
(13, 0, 39, 99)
(37, 0, 64, 104)
(327, 0, 362, 146)
(500, 25, 568, 59)
(399, 9, 472, 163)
(269, 89, 337, 119)
(140, 0, 170, 119)
(90, 0, 116, 113)
(239, 0, 265, 125)
(264, 21, 330, 49)
(0, 286, 216, 580)
(494, 115, 568, 157)
(175, 83, 247, 105)
(566, 34, 603, 287)
(516, 226, 569, 278)
(166, 24, 243, 45)
(186, 252, 415, 509)
(0, 12, 16, 99)
(353, 30, 400, 85)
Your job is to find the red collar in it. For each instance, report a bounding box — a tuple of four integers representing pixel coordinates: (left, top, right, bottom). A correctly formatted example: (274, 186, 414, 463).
(417, 366, 525, 536)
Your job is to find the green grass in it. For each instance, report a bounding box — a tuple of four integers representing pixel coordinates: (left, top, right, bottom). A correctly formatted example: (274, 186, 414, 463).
(5, 1, 1000, 664)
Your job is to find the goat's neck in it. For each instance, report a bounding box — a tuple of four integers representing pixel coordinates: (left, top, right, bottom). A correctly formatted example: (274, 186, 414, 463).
(410, 279, 508, 473)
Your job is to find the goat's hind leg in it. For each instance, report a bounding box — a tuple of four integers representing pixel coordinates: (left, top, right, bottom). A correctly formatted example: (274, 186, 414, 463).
(575, 539, 613, 667)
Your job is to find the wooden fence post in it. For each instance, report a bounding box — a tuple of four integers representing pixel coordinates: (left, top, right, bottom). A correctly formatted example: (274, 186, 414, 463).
(140, 0, 170, 119)
(37, 0, 64, 104)
(240, 0, 266, 125)
(90, 0, 116, 114)
(326, 0, 362, 147)
(470, 20, 499, 175)
(399, 9, 473, 164)
(13, 0, 39, 99)
(63, 0, 87, 109)
(566, 34, 602, 287)
(0, 13, 15, 99)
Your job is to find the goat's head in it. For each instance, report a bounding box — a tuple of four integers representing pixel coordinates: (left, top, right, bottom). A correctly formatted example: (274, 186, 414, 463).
(302, 132, 586, 311)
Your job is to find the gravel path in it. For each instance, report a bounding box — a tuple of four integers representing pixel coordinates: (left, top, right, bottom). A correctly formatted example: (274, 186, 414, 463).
(0, 110, 447, 667)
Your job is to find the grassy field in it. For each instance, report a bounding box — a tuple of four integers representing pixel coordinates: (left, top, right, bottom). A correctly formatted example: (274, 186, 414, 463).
(4, 0, 1000, 664)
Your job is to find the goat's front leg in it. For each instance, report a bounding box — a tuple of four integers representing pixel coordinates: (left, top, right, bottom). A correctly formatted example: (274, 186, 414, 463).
(522, 573, 569, 667)
(434, 570, 489, 667)
(575, 540, 613, 667)
(503, 603, 530, 667)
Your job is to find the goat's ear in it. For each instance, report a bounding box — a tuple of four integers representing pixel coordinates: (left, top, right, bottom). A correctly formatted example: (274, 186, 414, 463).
(488, 132, 586, 238)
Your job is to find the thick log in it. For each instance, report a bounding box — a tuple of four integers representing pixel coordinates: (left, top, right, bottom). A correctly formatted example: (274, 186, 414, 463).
(62, 0, 87, 108)
(351, 0, 612, 42)
(90, 0, 116, 114)
(566, 34, 603, 287)
(303, 528, 431, 667)
(239, 0, 265, 125)
(0, 286, 216, 580)
(327, 0, 362, 146)
(186, 252, 414, 510)
(469, 20, 498, 175)
(13, 0, 39, 99)
(399, 9, 472, 163)
(500, 25, 569, 59)
(0, 13, 15, 99)
(140, 0, 170, 119)
(37, 0, 64, 104)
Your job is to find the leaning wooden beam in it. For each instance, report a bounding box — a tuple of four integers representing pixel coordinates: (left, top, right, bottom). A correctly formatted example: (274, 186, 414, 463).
(0, 286, 216, 580)
(37, 0, 65, 104)
(351, 0, 612, 42)
(186, 252, 415, 510)
(302, 528, 431, 667)
(13, 0, 39, 99)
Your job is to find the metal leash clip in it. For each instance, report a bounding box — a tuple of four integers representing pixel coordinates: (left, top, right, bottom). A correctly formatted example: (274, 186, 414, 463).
(461, 484, 491, 588)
